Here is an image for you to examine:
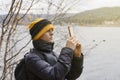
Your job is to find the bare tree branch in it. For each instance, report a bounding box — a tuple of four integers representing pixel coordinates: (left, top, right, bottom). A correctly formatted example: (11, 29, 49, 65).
(6, 39, 31, 63)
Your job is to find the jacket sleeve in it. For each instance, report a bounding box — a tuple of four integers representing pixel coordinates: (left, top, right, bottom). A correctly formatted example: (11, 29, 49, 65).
(65, 54, 84, 80)
(25, 47, 73, 80)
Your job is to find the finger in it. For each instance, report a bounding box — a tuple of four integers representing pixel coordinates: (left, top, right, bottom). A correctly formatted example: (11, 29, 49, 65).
(73, 38, 79, 43)
(71, 36, 77, 40)
(69, 36, 76, 40)
(69, 38, 76, 44)
(70, 36, 77, 41)
(74, 40, 79, 46)
(75, 40, 81, 47)
(69, 37, 73, 40)
(77, 40, 81, 44)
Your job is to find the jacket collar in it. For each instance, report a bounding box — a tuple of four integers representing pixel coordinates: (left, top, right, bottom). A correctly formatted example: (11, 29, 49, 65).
(33, 39, 54, 52)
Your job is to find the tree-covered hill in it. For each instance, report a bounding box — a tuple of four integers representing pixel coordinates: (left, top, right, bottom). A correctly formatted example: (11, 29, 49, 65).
(58, 7, 120, 26)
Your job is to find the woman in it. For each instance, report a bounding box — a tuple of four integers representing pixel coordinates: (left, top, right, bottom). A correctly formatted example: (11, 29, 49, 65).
(25, 18, 84, 80)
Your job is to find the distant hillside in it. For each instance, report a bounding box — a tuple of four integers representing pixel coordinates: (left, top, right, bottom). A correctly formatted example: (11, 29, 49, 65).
(1, 7, 120, 26)
(58, 7, 120, 26)
(0, 13, 73, 25)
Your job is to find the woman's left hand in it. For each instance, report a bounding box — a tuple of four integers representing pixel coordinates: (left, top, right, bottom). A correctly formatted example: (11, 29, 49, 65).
(74, 41, 82, 57)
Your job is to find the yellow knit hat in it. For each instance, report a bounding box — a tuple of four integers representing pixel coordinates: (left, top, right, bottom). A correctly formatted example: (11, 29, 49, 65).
(29, 18, 54, 40)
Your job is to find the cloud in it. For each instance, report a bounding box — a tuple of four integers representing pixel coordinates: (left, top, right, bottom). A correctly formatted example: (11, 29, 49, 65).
(1, 0, 120, 14)
(70, 0, 120, 13)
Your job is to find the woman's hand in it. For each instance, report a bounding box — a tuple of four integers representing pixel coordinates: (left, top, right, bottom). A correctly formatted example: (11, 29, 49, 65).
(74, 42, 82, 57)
(66, 37, 82, 57)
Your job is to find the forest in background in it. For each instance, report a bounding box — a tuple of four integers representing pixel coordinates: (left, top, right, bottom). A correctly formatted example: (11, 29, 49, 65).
(58, 7, 120, 26)
(1, 7, 120, 26)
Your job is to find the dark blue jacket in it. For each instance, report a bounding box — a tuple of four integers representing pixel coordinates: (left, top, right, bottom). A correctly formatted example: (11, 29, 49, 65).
(25, 39, 83, 80)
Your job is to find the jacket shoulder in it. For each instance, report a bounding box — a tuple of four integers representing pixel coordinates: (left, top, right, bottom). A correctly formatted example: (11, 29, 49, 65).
(25, 49, 45, 61)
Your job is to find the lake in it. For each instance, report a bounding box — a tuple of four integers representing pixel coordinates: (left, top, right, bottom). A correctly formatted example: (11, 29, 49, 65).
(72, 26, 120, 80)
(53, 26, 120, 80)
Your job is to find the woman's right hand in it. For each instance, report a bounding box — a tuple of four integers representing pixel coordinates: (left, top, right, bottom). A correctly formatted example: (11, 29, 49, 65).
(66, 37, 78, 50)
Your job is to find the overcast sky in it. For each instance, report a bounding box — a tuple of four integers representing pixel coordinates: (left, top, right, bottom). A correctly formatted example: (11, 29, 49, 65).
(71, 0, 120, 13)
(0, 0, 120, 14)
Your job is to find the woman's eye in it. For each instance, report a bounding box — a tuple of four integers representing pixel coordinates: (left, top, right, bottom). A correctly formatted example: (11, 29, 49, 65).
(47, 29, 53, 32)
(47, 30, 50, 32)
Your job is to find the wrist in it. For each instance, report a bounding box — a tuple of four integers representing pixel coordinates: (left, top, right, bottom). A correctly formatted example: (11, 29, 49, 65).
(74, 52, 81, 57)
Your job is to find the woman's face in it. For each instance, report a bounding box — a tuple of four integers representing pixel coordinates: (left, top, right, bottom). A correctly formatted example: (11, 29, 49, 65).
(40, 29, 54, 42)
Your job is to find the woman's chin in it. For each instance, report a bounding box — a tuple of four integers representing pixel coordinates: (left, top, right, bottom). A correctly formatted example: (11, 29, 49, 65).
(48, 39, 53, 43)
